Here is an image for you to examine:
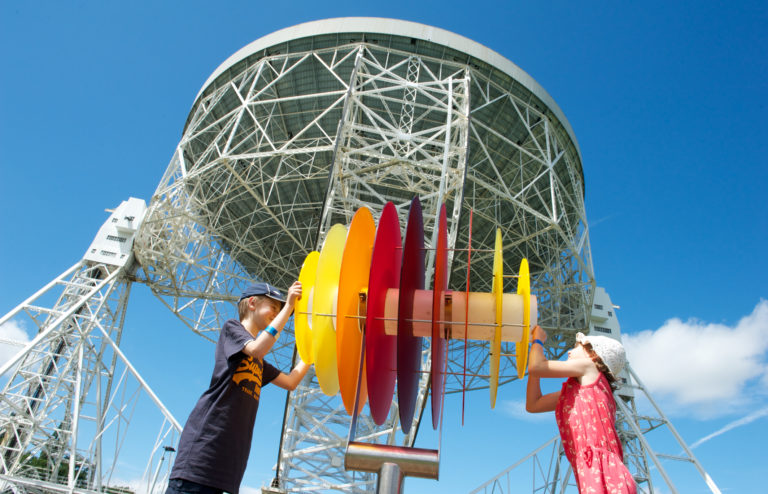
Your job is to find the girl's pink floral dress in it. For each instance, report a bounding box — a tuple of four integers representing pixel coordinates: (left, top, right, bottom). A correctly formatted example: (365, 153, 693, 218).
(556, 374, 637, 493)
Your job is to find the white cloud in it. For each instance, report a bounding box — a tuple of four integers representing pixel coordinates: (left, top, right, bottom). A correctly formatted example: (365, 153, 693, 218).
(690, 405, 768, 450)
(623, 300, 768, 414)
(0, 320, 31, 370)
(500, 399, 551, 422)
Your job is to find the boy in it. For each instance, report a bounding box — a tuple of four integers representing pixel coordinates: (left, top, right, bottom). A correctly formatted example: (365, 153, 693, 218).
(166, 281, 310, 494)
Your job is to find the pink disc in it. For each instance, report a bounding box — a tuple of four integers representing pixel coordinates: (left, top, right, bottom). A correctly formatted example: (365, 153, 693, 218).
(365, 202, 402, 426)
(397, 197, 425, 432)
(462, 208, 473, 425)
(431, 204, 448, 430)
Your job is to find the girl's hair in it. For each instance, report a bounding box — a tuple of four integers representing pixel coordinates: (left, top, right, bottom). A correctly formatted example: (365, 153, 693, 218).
(238, 295, 265, 321)
(580, 340, 619, 389)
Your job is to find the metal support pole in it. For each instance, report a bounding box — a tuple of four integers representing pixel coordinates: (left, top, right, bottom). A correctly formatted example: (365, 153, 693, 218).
(377, 463, 404, 494)
(345, 442, 439, 494)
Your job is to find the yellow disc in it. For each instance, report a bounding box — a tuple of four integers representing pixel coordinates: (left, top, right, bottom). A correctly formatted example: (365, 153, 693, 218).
(295, 251, 319, 365)
(516, 258, 530, 379)
(490, 228, 503, 408)
(312, 224, 347, 396)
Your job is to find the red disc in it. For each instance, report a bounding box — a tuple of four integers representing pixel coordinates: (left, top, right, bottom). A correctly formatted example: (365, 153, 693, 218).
(431, 204, 448, 430)
(365, 202, 402, 425)
(397, 197, 425, 432)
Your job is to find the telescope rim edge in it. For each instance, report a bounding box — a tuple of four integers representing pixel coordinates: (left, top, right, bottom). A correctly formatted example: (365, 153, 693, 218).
(190, 17, 581, 162)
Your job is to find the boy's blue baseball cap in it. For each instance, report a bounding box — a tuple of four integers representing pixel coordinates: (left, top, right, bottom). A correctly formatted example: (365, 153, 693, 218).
(239, 282, 286, 305)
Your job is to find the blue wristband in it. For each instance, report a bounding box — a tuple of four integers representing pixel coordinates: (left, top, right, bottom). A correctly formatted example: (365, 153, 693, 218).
(532, 339, 544, 347)
(265, 325, 278, 337)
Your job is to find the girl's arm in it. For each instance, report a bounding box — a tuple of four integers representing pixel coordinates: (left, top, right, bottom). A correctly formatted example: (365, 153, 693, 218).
(526, 326, 560, 412)
(526, 373, 561, 413)
(527, 325, 594, 378)
(525, 325, 595, 413)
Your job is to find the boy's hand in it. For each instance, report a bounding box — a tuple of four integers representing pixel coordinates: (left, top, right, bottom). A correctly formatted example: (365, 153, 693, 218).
(531, 325, 547, 343)
(285, 281, 302, 308)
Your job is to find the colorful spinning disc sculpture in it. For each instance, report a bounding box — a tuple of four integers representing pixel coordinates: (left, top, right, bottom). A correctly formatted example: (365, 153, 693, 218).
(127, 15, 599, 494)
(294, 198, 538, 443)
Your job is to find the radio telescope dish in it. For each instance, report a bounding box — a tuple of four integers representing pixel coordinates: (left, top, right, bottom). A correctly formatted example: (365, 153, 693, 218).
(136, 18, 592, 384)
(133, 18, 593, 492)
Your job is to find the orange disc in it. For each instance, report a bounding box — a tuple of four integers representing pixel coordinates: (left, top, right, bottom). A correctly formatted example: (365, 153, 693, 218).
(336, 207, 375, 415)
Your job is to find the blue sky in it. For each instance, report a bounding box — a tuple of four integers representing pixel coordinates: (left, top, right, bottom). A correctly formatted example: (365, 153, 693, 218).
(1, 1, 766, 492)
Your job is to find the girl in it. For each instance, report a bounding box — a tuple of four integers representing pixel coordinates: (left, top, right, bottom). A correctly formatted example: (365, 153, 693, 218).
(526, 325, 636, 493)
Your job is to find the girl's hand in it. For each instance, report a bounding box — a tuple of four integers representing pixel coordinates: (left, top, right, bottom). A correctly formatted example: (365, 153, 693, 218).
(532, 325, 547, 343)
(285, 281, 302, 308)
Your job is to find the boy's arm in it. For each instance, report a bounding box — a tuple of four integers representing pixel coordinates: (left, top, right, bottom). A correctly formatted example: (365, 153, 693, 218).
(271, 361, 311, 391)
(266, 281, 302, 338)
(243, 281, 302, 359)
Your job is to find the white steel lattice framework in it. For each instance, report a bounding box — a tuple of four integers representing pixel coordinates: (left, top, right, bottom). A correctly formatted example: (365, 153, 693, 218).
(0, 198, 182, 493)
(133, 18, 594, 493)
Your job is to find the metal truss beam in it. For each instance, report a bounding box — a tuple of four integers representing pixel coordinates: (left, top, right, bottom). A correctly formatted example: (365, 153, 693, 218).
(0, 202, 181, 494)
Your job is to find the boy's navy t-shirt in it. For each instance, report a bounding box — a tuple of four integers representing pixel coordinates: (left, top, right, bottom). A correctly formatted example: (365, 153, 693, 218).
(170, 319, 280, 493)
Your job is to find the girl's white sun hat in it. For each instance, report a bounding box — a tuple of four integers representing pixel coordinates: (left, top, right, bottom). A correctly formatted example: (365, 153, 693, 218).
(575, 332, 626, 379)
